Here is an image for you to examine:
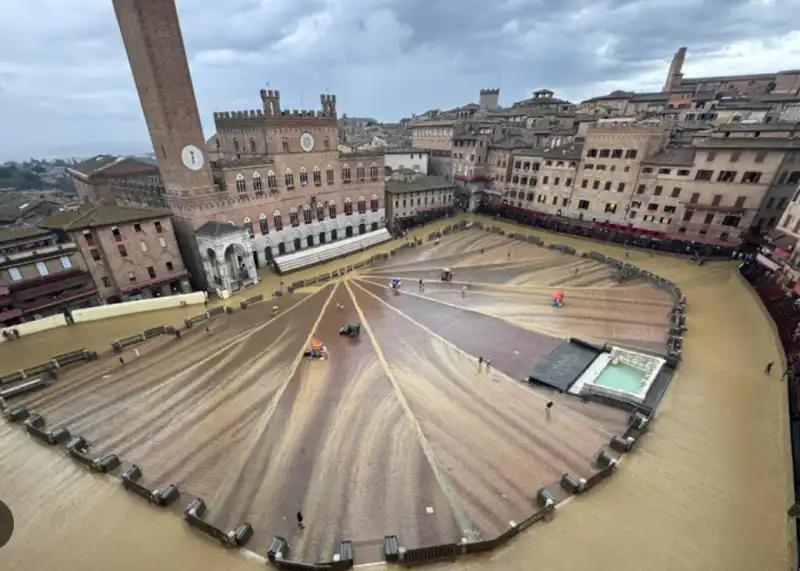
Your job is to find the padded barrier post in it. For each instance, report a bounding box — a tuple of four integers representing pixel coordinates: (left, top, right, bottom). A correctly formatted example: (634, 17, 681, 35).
(536, 487, 556, 516)
(153, 484, 181, 506)
(610, 435, 635, 453)
(560, 473, 586, 494)
(595, 450, 619, 470)
(267, 536, 288, 561)
(6, 405, 29, 422)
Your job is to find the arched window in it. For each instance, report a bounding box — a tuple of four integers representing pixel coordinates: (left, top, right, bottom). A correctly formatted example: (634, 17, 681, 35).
(313, 166, 322, 186)
(289, 207, 300, 227)
(370, 194, 379, 212)
(329, 202, 337, 218)
(299, 167, 308, 186)
(303, 205, 312, 224)
(282, 138, 289, 152)
(285, 169, 295, 189)
(267, 170, 277, 190)
(235, 173, 246, 193)
(259, 213, 269, 234)
(250, 138, 257, 153)
(341, 164, 351, 184)
(326, 165, 335, 185)
(357, 196, 366, 214)
(244, 217, 253, 235)
(233, 138, 240, 153)
(252, 172, 263, 191)
(323, 137, 330, 150)
(215, 139, 220, 150)
(356, 164, 365, 182)
(344, 197, 353, 216)
(273, 210, 283, 231)
(369, 163, 378, 181)
(316, 202, 325, 220)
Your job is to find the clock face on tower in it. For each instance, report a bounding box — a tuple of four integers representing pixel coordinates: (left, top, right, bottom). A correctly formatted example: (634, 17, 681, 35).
(299, 132, 315, 153)
(181, 144, 205, 171)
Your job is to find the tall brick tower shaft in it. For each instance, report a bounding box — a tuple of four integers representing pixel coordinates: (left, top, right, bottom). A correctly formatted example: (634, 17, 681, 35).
(112, 0, 214, 195)
(112, 0, 216, 288)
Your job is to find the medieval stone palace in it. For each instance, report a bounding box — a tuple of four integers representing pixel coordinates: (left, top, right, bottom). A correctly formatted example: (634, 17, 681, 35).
(109, 0, 385, 292)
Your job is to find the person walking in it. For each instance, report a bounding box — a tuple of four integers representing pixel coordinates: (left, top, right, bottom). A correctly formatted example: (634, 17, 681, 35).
(765, 361, 774, 374)
(545, 400, 554, 417)
(296, 511, 305, 529)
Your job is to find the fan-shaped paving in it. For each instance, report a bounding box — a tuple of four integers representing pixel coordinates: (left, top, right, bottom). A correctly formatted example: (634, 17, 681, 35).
(5, 230, 671, 563)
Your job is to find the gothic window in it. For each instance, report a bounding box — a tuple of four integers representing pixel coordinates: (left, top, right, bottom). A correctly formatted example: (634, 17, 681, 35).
(273, 210, 283, 231)
(289, 207, 300, 227)
(344, 197, 353, 215)
(329, 202, 337, 218)
(369, 163, 378, 181)
(285, 169, 295, 189)
(356, 164, 365, 182)
(267, 170, 277, 190)
(316, 203, 325, 220)
(250, 138, 256, 153)
(244, 217, 253, 236)
(371, 194, 379, 212)
(303, 205, 312, 224)
(235, 173, 246, 193)
(313, 166, 322, 186)
(259, 213, 269, 234)
(282, 138, 290, 152)
(233, 139, 240, 153)
(299, 167, 309, 186)
(357, 196, 366, 214)
(252, 172, 263, 191)
(324, 137, 330, 150)
(326, 165, 335, 185)
(215, 139, 220, 150)
(342, 164, 351, 184)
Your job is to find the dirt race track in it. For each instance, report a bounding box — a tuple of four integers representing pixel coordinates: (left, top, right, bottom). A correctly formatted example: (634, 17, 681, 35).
(7, 229, 673, 562)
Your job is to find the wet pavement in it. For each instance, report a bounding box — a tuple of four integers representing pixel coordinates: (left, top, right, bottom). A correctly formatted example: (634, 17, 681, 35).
(0, 217, 794, 571)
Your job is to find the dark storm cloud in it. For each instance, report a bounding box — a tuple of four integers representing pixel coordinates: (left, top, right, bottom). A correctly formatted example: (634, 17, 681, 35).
(0, 0, 798, 159)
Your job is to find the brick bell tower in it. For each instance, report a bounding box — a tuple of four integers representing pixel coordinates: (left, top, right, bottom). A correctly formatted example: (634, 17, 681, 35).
(112, 0, 216, 288)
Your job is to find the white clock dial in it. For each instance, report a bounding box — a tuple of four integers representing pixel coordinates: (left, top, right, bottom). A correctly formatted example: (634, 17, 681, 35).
(299, 132, 315, 153)
(181, 144, 205, 171)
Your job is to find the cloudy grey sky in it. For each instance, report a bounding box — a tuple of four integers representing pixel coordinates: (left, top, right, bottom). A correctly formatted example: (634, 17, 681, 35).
(0, 0, 798, 161)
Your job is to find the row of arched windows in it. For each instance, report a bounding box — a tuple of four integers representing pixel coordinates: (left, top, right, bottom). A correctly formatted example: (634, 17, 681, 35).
(227, 136, 332, 154)
(234, 163, 379, 193)
(241, 196, 380, 235)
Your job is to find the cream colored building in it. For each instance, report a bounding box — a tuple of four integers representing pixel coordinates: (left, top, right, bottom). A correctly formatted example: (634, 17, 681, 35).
(566, 121, 668, 223)
(40, 203, 191, 302)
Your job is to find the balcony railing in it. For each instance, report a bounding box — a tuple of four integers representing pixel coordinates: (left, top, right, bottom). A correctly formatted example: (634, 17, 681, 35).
(13, 272, 96, 303)
(0, 242, 77, 265)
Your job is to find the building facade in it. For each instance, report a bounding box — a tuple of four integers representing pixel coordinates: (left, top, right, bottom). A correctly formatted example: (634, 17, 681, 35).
(67, 155, 160, 203)
(40, 203, 190, 303)
(384, 147, 430, 175)
(0, 227, 98, 325)
(385, 171, 456, 230)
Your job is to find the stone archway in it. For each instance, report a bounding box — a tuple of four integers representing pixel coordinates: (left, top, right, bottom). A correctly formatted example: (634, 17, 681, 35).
(223, 242, 256, 291)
